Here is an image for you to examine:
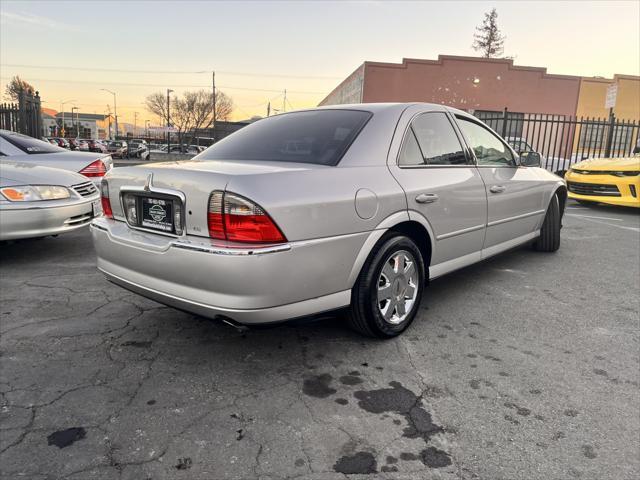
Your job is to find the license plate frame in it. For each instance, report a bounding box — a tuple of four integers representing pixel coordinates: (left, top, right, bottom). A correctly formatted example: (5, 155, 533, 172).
(140, 196, 175, 233)
(92, 199, 102, 217)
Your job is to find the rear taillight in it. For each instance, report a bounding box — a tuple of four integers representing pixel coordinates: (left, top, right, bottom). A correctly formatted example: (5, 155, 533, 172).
(207, 191, 286, 244)
(79, 159, 107, 177)
(101, 180, 113, 218)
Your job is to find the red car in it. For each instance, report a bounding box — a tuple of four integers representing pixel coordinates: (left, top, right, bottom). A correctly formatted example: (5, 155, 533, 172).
(87, 139, 108, 153)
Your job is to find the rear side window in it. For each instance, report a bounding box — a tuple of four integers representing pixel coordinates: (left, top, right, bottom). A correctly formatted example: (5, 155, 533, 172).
(0, 132, 63, 154)
(399, 112, 468, 166)
(198, 109, 372, 166)
(457, 117, 515, 166)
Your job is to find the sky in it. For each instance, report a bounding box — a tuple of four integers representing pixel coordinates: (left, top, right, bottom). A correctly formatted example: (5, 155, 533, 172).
(1, 0, 639, 124)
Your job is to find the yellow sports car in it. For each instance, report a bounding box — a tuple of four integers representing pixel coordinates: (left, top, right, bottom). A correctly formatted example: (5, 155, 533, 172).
(565, 156, 640, 208)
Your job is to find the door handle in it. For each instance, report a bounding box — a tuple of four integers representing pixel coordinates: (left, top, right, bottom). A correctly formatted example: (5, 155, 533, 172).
(490, 185, 506, 194)
(415, 193, 439, 204)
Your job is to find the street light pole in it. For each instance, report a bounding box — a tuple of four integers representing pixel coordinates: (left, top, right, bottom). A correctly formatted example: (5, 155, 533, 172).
(133, 112, 138, 137)
(212, 71, 216, 143)
(145, 119, 150, 138)
(100, 89, 117, 140)
(60, 99, 76, 138)
(71, 107, 78, 138)
(166, 88, 173, 152)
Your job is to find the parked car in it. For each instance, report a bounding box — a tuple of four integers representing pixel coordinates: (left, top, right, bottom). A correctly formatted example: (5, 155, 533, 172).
(107, 141, 128, 158)
(0, 161, 101, 240)
(504, 136, 587, 177)
(87, 139, 108, 153)
(127, 140, 150, 160)
(46, 138, 58, 146)
(77, 139, 90, 151)
(68, 138, 80, 150)
(564, 156, 640, 208)
(49, 137, 70, 149)
(0, 130, 113, 186)
(188, 145, 206, 154)
(92, 104, 566, 338)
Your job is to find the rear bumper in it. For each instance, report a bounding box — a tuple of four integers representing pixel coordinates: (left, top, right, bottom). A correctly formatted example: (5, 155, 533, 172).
(0, 197, 98, 240)
(90, 218, 367, 324)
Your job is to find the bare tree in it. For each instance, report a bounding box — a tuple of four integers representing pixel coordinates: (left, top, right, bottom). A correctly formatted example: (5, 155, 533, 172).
(472, 8, 505, 58)
(214, 91, 233, 122)
(4, 75, 35, 102)
(144, 89, 234, 147)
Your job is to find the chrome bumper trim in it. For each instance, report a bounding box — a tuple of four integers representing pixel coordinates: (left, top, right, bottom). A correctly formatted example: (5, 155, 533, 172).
(171, 240, 291, 256)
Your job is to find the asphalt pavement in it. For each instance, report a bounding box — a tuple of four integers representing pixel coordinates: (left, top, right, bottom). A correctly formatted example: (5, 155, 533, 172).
(1, 200, 638, 480)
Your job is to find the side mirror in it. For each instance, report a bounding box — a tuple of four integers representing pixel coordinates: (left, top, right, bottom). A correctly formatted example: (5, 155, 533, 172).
(633, 145, 640, 154)
(520, 151, 541, 167)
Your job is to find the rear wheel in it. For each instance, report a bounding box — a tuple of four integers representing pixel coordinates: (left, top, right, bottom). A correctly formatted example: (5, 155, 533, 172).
(348, 234, 425, 338)
(533, 194, 561, 252)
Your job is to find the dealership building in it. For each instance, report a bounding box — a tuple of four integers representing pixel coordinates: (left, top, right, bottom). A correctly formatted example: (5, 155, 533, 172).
(319, 55, 640, 122)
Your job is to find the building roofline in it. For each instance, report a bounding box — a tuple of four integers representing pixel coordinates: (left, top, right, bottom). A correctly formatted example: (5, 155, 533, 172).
(318, 63, 364, 106)
(363, 55, 583, 82)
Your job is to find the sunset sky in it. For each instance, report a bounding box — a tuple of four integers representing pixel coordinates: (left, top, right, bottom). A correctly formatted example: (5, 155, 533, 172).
(1, 0, 638, 124)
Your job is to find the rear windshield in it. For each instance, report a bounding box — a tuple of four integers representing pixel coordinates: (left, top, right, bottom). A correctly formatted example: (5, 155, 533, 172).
(0, 132, 63, 154)
(197, 109, 372, 166)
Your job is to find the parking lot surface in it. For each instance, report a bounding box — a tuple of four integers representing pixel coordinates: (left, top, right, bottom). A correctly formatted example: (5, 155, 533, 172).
(1, 201, 638, 480)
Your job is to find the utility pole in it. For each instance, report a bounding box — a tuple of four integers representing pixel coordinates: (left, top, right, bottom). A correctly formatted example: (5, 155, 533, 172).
(133, 112, 138, 137)
(106, 105, 112, 140)
(212, 71, 216, 143)
(267, 102, 271, 117)
(100, 89, 117, 139)
(283, 89, 287, 113)
(60, 98, 76, 138)
(145, 119, 150, 138)
(71, 107, 78, 137)
(167, 88, 173, 152)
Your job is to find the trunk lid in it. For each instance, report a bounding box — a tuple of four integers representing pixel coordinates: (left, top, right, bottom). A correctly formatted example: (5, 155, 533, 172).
(105, 159, 325, 238)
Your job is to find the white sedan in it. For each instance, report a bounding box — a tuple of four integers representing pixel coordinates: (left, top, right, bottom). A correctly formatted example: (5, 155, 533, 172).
(0, 130, 113, 186)
(0, 162, 101, 240)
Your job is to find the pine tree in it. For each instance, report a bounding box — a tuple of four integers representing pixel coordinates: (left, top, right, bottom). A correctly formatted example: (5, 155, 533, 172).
(472, 8, 505, 58)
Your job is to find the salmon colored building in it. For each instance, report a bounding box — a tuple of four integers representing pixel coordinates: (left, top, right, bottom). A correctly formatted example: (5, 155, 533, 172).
(320, 55, 640, 122)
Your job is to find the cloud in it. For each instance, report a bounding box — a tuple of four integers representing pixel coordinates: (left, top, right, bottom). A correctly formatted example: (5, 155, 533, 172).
(0, 10, 85, 32)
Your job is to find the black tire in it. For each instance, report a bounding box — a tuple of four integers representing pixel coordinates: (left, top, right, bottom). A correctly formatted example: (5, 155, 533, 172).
(348, 234, 425, 338)
(533, 194, 561, 252)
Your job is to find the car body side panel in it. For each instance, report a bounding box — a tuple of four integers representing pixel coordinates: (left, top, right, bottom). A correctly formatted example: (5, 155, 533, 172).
(478, 166, 549, 248)
(385, 104, 488, 266)
(226, 165, 407, 242)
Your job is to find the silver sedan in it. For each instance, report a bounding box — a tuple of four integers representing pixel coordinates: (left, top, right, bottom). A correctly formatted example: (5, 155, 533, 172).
(0, 130, 113, 186)
(92, 103, 566, 337)
(0, 162, 101, 241)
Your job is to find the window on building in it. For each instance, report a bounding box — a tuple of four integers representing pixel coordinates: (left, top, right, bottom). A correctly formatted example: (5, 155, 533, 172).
(457, 117, 515, 166)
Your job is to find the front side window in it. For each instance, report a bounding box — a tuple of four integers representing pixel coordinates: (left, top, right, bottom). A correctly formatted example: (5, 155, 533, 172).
(198, 109, 372, 166)
(457, 117, 515, 166)
(399, 112, 467, 166)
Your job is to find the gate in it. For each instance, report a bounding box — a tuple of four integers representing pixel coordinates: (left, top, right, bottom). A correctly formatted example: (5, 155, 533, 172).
(0, 91, 42, 138)
(475, 109, 640, 173)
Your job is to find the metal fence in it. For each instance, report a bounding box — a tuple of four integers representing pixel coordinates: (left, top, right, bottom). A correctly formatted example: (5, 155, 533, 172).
(475, 109, 640, 173)
(0, 91, 42, 138)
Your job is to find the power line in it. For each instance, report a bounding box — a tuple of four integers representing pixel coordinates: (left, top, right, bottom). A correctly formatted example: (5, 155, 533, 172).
(0, 63, 343, 80)
(0, 76, 327, 95)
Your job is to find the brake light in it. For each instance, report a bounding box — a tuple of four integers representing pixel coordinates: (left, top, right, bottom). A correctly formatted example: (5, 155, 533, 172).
(79, 159, 107, 177)
(207, 191, 286, 243)
(101, 180, 113, 218)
